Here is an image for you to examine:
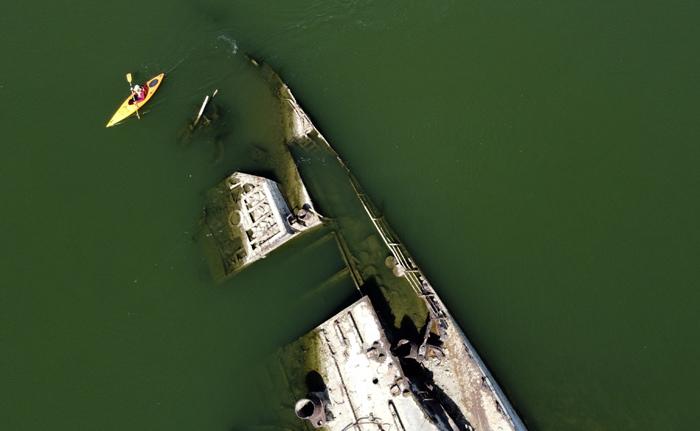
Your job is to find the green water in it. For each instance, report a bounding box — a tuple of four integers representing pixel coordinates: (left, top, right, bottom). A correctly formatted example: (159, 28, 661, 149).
(2, 1, 699, 430)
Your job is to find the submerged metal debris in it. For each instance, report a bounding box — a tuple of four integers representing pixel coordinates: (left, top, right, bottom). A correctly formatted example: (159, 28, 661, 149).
(193, 89, 219, 128)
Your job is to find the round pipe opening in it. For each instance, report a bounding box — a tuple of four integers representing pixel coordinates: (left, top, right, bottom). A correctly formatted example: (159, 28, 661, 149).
(294, 399, 316, 419)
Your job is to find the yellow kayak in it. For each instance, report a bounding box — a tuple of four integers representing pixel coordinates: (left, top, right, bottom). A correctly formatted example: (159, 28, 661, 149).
(106, 73, 165, 127)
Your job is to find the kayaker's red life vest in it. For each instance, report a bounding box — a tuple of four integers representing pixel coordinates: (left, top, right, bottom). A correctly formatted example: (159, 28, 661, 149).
(128, 85, 149, 105)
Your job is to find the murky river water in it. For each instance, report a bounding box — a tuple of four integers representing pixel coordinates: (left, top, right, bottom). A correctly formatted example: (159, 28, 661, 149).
(1, 1, 699, 430)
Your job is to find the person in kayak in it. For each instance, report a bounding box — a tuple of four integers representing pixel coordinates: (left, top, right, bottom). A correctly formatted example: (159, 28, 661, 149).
(131, 84, 145, 103)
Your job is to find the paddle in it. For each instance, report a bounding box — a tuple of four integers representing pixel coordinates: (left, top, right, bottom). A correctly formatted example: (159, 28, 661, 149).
(125, 72, 141, 120)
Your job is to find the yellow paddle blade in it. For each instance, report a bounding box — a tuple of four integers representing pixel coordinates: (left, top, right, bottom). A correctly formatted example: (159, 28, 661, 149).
(126, 73, 133, 84)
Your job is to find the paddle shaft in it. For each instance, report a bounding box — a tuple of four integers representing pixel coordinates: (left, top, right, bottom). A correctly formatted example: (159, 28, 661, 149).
(125, 73, 141, 120)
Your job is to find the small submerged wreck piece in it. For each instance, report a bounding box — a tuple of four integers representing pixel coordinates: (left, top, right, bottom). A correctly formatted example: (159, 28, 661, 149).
(193, 89, 219, 128)
(201, 172, 321, 280)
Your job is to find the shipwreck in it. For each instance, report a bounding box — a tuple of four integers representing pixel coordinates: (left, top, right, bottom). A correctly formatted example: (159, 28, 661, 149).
(201, 58, 528, 430)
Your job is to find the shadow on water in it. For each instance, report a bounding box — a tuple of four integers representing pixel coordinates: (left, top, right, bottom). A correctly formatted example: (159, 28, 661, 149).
(215, 227, 359, 350)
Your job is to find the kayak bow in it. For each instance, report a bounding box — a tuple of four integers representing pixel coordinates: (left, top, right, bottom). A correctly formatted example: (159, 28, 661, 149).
(106, 73, 165, 127)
